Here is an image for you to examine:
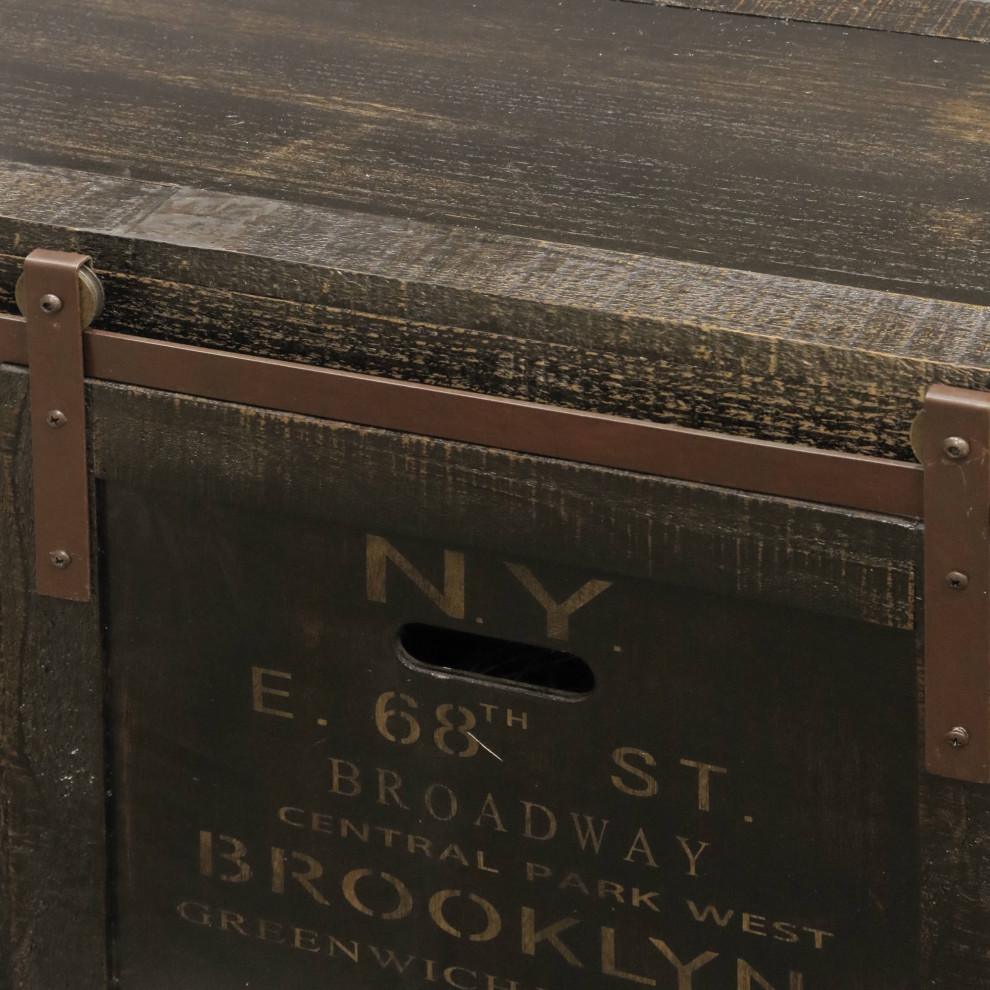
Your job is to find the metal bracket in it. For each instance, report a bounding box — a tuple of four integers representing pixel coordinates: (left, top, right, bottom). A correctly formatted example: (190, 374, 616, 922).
(21, 250, 96, 602)
(923, 384, 990, 783)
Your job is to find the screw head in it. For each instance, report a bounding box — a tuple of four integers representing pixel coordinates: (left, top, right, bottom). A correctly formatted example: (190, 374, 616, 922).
(942, 436, 971, 460)
(947, 571, 970, 590)
(946, 726, 971, 748)
(39, 293, 63, 315)
(46, 410, 67, 429)
(49, 550, 71, 569)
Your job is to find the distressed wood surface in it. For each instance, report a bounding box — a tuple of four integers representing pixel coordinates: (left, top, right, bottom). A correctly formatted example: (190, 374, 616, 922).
(90, 376, 920, 987)
(0, 0, 988, 308)
(5, 165, 990, 462)
(86, 379, 921, 629)
(619, 0, 990, 42)
(0, 369, 106, 989)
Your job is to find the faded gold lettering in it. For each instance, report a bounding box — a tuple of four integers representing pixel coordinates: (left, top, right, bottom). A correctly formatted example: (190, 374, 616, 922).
(251, 667, 293, 719)
(257, 919, 284, 943)
(271, 847, 329, 905)
(680, 759, 728, 812)
(435, 704, 479, 757)
(624, 828, 658, 868)
(277, 807, 305, 828)
(425, 783, 458, 821)
(444, 966, 478, 989)
(199, 832, 251, 883)
(602, 926, 655, 985)
(737, 960, 804, 990)
(677, 837, 710, 877)
(429, 890, 502, 942)
(475, 793, 508, 832)
(341, 869, 413, 920)
(504, 563, 611, 640)
(801, 926, 835, 950)
(329, 758, 362, 797)
(293, 927, 322, 952)
(651, 940, 719, 990)
(219, 909, 247, 935)
(742, 914, 767, 937)
(376, 768, 408, 808)
(611, 748, 659, 797)
(571, 813, 609, 853)
(520, 907, 583, 966)
(523, 801, 557, 841)
(374, 692, 422, 745)
(177, 901, 211, 925)
(366, 535, 465, 618)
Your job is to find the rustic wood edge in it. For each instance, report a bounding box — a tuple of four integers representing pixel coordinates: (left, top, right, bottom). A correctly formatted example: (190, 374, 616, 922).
(0, 370, 107, 988)
(617, 0, 990, 42)
(4, 163, 990, 464)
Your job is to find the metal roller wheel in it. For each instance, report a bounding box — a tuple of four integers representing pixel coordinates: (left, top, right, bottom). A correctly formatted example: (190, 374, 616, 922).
(15, 264, 105, 329)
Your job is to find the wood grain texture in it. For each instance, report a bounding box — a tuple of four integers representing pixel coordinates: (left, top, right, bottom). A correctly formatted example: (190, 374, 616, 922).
(5, 165, 990, 462)
(920, 771, 990, 986)
(619, 0, 990, 42)
(0, 0, 988, 307)
(78, 377, 985, 985)
(87, 379, 920, 629)
(0, 369, 106, 989)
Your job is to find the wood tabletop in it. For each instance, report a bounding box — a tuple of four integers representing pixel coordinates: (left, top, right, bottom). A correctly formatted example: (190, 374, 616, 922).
(1, 0, 988, 305)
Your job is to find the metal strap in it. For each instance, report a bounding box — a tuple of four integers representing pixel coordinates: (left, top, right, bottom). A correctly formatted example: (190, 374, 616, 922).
(22, 250, 92, 602)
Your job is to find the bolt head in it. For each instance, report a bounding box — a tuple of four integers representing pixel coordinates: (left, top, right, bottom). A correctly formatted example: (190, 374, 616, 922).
(39, 293, 63, 315)
(946, 726, 971, 748)
(942, 436, 971, 460)
(49, 550, 71, 569)
(946, 571, 970, 590)
(46, 410, 67, 429)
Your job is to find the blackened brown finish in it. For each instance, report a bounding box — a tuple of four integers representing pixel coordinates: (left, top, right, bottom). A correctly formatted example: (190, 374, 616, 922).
(1, 0, 989, 306)
(7, 168, 990, 464)
(620, 0, 990, 41)
(87, 375, 922, 987)
(0, 0, 988, 986)
(0, 370, 107, 990)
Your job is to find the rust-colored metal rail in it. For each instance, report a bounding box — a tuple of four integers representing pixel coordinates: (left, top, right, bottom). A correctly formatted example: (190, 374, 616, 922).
(0, 312, 924, 520)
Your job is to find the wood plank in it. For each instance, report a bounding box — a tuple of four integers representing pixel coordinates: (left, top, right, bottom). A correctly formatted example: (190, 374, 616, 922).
(0, 370, 106, 989)
(86, 377, 920, 629)
(620, 0, 990, 42)
(89, 375, 920, 987)
(0, 0, 988, 305)
(5, 166, 990, 462)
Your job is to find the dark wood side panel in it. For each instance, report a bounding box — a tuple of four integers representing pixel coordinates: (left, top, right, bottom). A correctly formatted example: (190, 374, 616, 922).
(0, 370, 107, 989)
(620, 0, 990, 42)
(920, 769, 990, 986)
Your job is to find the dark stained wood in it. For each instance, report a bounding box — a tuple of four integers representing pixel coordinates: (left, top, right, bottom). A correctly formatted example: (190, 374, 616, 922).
(0, 369, 106, 989)
(0, 0, 989, 307)
(620, 0, 990, 42)
(6, 166, 990, 463)
(919, 770, 990, 985)
(86, 375, 919, 987)
(2, 1, 990, 985)
(86, 378, 921, 630)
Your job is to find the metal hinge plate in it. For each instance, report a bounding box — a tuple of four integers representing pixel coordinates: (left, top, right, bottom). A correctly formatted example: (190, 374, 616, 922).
(922, 385, 990, 783)
(20, 250, 100, 602)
